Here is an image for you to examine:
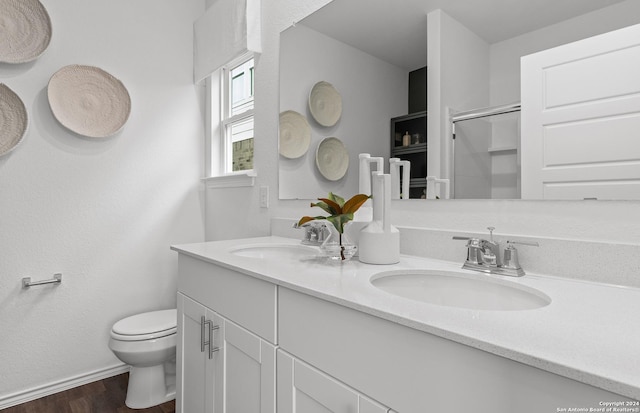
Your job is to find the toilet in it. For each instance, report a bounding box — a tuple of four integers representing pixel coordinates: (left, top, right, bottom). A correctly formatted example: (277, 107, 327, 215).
(108, 309, 177, 409)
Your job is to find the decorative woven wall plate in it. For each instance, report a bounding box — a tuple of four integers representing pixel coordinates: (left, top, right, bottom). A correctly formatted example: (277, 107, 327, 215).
(308, 81, 342, 127)
(0, 0, 52, 63)
(0, 84, 28, 156)
(316, 137, 349, 181)
(47, 65, 131, 138)
(279, 110, 311, 159)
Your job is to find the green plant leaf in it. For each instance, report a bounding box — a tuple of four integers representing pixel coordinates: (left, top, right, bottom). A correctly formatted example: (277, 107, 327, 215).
(327, 213, 354, 234)
(342, 194, 371, 214)
(297, 216, 326, 227)
(310, 201, 337, 215)
(316, 198, 342, 215)
(328, 192, 345, 208)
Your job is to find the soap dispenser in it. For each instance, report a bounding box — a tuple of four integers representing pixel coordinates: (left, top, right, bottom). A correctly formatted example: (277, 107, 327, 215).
(358, 172, 400, 265)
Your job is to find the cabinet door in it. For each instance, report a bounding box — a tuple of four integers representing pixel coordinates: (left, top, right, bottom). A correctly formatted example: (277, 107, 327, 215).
(277, 350, 388, 413)
(220, 318, 275, 413)
(177, 293, 220, 413)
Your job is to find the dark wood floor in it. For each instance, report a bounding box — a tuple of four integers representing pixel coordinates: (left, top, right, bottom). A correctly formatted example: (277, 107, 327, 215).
(2, 373, 175, 413)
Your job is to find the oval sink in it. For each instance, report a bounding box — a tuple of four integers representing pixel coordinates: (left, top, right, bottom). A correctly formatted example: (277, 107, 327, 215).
(229, 244, 319, 260)
(371, 270, 551, 311)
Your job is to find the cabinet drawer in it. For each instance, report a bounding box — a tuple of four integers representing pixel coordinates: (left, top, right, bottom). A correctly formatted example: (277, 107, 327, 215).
(177, 254, 277, 343)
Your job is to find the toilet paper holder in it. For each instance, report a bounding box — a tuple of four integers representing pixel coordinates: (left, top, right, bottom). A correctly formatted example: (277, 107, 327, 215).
(22, 273, 62, 288)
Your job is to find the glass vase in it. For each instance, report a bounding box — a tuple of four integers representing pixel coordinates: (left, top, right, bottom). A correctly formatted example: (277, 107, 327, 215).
(321, 221, 357, 261)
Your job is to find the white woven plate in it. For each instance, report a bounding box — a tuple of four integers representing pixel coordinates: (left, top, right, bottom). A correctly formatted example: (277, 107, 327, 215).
(279, 110, 311, 159)
(0, 0, 52, 63)
(0, 84, 28, 156)
(308, 81, 342, 127)
(47, 65, 131, 138)
(316, 137, 349, 181)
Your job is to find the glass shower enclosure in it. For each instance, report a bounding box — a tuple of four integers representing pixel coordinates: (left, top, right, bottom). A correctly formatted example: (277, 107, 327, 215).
(451, 103, 521, 199)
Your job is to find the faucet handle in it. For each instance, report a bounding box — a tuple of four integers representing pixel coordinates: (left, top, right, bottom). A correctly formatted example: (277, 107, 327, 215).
(503, 240, 539, 273)
(506, 240, 539, 247)
(487, 226, 495, 241)
(453, 237, 484, 265)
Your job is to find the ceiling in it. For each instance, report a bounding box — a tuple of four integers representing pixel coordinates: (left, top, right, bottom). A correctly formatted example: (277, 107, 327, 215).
(300, 0, 628, 71)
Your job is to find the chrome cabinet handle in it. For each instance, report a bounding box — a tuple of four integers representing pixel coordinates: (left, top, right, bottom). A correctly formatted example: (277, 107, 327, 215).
(200, 316, 220, 359)
(209, 325, 220, 359)
(201, 316, 211, 353)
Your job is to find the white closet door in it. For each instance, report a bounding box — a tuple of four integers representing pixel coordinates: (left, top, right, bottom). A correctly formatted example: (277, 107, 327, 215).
(521, 23, 640, 199)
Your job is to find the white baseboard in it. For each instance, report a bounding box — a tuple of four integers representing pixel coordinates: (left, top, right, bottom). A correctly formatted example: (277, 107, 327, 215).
(0, 364, 129, 410)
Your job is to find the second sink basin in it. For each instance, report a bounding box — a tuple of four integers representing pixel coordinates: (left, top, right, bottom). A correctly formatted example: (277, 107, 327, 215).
(371, 270, 551, 311)
(229, 244, 319, 260)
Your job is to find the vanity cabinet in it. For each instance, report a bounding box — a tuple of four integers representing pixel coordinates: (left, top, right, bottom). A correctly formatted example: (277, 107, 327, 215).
(278, 287, 628, 413)
(277, 350, 391, 413)
(390, 111, 427, 198)
(177, 293, 276, 413)
(176, 253, 277, 413)
(175, 248, 633, 413)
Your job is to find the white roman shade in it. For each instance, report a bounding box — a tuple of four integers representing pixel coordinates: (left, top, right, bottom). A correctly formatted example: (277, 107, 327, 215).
(194, 0, 261, 83)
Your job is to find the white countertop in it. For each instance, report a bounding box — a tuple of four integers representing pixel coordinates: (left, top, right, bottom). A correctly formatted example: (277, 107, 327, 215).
(171, 236, 640, 400)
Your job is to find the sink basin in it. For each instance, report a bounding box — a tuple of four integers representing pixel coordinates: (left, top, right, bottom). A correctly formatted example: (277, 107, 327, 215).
(229, 244, 319, 260)
(370, 270, 551, 311)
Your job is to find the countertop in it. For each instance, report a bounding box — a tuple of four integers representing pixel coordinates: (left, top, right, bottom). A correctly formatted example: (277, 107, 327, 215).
(171, 236, 640, 400)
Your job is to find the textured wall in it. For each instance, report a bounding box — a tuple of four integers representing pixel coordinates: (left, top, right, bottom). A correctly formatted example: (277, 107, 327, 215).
(0, 0, 205, 402)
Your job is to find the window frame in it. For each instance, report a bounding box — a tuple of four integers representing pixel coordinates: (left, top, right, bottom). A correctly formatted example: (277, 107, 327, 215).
(205, 54, 256, 184)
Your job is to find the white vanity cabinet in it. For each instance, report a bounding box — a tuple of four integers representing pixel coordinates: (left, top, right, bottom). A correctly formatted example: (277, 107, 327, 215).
(278, 287, 629, 412)
(174, 242, 636, 413)
(176, 254, 277, 413)
(277, 350, 391, 413)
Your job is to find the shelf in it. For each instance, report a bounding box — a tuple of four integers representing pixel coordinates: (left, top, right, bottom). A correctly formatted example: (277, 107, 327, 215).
(391, 143, 427, 156)
(391, 110, 427, 123)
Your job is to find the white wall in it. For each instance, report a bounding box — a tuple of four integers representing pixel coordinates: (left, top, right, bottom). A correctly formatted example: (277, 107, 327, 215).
(490, 0, 640, 106)
(279, 24, 407, 199)
(426, 10, 490, 182)
(0, 0, 205, 404)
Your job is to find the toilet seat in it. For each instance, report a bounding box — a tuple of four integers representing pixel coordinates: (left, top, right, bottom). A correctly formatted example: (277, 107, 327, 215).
(111, 309, 177, 341)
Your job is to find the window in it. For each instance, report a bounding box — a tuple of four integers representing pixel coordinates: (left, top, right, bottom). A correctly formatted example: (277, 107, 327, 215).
(209, 56, 255, 178)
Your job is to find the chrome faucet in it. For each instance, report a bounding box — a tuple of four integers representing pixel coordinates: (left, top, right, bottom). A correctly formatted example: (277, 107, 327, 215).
(293, 220, 329, 246)
(453, 227, 538, 277)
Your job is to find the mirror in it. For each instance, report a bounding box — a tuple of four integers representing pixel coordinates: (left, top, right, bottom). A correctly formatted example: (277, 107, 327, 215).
(279, 0, 638, 200)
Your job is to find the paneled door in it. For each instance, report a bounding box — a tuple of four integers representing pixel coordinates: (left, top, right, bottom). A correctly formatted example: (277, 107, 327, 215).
(221, 318, 275, 413)
(521, 23, 640, 199)
(177, 293, 221, 413)
(177, 293, 275, 413)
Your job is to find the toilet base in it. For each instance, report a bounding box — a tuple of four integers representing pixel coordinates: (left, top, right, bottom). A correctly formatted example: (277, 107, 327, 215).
(125, 361, 176, 409)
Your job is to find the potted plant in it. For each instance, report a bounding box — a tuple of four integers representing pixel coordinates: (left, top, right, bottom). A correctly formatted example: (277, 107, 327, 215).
(298, 192, 370, 260)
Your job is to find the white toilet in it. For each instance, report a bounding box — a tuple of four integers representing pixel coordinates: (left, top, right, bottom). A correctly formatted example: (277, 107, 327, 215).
(108, 309, 177, 409)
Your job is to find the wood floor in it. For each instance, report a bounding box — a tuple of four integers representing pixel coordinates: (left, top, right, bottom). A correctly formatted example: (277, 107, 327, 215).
(2, 374, 175, 413)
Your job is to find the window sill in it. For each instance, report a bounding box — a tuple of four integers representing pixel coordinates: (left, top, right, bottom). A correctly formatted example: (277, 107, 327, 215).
(202, 170, 256, 188)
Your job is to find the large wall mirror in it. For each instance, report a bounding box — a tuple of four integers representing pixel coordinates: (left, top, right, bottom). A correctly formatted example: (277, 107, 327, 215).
(278, 0, 639, 200)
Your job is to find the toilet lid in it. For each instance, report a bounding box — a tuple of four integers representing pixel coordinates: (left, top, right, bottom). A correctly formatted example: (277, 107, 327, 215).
(111, 309, 177, 340)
